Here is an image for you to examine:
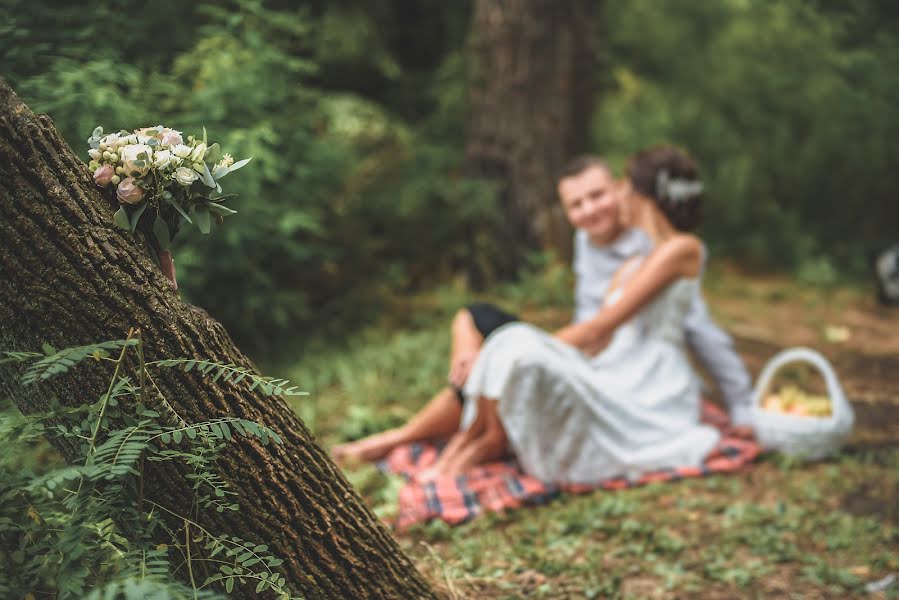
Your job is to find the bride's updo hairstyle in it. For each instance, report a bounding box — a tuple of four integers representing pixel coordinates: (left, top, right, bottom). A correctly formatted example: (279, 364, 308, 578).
(626, 145, 703, 232)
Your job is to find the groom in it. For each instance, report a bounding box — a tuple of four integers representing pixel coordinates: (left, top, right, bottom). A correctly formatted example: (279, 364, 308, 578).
(561, 155, 753, 430)
(451, 155, 754, 432)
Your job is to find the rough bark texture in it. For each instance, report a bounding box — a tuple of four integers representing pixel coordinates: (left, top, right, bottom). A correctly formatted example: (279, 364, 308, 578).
(0, 79, 436, 600)
(467, 0, 598, 274)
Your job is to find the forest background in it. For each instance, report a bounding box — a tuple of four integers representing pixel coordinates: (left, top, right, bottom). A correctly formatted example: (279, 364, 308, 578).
(4, 0, 897, 360)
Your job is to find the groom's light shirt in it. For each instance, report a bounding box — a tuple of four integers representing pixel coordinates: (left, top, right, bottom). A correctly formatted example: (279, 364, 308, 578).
(572, 228, 754, 425)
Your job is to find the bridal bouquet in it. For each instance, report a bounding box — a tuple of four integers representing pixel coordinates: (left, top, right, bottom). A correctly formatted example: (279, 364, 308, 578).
(87, 125, 250, 251)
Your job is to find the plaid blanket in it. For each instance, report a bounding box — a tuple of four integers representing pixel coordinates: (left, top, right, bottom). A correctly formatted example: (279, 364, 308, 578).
(378, 401, 761, 529)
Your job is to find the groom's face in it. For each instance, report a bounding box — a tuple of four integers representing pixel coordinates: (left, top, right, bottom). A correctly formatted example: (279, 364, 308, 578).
(557, 166, 623, 245)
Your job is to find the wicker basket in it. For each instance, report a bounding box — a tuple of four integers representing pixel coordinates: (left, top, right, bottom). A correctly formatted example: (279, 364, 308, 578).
(751, 347, 854, 459)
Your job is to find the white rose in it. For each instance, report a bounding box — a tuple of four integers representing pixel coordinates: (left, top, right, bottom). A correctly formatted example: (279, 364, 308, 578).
(153, 149, 172, 168)
(120, 144, 154, 177)
(174, 166, 199, 186)
(189, 143, 207, 162)
(172, 144, 192, 159)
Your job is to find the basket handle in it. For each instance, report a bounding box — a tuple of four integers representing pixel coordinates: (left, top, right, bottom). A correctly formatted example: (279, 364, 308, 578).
(752, 346, 850, 418)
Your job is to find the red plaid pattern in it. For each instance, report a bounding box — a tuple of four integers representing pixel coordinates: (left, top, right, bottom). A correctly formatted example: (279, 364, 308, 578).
(378, 401, 761, 529)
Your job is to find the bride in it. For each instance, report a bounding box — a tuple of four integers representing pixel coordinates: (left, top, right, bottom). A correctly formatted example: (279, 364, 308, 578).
(421, 145, 721, 483)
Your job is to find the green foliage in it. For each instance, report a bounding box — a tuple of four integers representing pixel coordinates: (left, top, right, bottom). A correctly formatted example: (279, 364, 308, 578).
(5, 0, 896, 355)
(596, 0, 899, 277)
(0, 337, 300, 599)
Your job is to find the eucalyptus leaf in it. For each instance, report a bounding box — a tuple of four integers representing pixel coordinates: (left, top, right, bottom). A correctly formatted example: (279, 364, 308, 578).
(212, 164, 229, 180)
(168, 196, 193, 224)
(200, 162, 216, 189)
(206, 203, 237, 217)
(227, 158, 252, 173)
(113, 207, 131, 231)
(129, 200, 148, 233)
(193, 206, 211, 234)
(153, 216, 171, 250)
(204, 143, 221, 165)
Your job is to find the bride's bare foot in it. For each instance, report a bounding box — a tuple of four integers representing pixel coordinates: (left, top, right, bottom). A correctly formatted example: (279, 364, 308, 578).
(415, 428, 475, 482)
(331, 428, 405, 464)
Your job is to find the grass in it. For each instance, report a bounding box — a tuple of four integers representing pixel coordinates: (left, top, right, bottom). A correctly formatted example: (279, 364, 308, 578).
(280, 264, 899, 599)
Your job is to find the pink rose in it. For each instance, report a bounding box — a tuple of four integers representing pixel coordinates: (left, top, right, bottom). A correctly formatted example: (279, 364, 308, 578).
(116, 177, 145, 204)
(160, 129, 183, 146)
(93, 164, 114, 187)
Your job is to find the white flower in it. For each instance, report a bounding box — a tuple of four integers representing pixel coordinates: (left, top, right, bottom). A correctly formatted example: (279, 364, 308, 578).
(174, 166, 199, 186)
(172, 144, 193, 159)
(88, 149, 101, 161)
(218, 153, 235, 168)
(120, 144, 154, 177)
(190, 142, 207, 162)
(153, 149, 172, 169)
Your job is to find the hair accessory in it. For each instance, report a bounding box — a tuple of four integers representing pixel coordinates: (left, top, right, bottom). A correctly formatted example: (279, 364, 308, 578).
(656, 169, 703, 204)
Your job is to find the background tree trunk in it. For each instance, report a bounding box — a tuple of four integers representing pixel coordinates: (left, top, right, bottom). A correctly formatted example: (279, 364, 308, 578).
(466, 0, 599, 277)
(0, 79, 436, 600)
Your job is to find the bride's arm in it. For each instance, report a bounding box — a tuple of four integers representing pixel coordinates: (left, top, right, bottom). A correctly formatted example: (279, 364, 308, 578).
(555, 234, 702, 354)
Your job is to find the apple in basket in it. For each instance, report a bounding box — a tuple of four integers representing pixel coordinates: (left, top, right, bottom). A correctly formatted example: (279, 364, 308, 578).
(762, 384, 832, 417)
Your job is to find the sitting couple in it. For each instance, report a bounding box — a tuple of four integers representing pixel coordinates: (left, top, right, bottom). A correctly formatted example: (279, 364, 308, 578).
(334, 145, 754, 485)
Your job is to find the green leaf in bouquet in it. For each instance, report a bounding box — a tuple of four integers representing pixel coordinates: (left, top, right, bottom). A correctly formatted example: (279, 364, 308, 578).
(206, 202, 237, 217)
(168, 195, 193, 224)
(144, 129, 159, 136)
(204, 143, 221, 165)
(200, 162, 217, 190)
(113, 207, 131, 231)
(193, 205, 211, 234)
(212, 164, 229, 180)
(147, 138, 159, 147)
(202, 126, 207, 146)
(92, 126, 103, 138)
(137, 151, 148, 161)
(153, 215, 171, 250)
(227, 158, 252, 173)
(129, 200, 148, 232)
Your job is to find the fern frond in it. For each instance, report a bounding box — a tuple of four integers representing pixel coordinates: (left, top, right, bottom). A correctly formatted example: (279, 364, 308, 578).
(0, 350, 43, 365)
(151, 417, 282, 446)
(148, 359, 306, 397)
(88, 422, 159, 480)
(21, 340, 138, 385)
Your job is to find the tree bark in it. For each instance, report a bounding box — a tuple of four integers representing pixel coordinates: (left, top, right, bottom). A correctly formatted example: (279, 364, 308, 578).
(466, 0, 599, 275)
(0, 79, 436, 600)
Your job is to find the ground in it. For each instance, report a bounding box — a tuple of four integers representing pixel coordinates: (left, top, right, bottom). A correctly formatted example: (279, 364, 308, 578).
(285, 263, 898, 599)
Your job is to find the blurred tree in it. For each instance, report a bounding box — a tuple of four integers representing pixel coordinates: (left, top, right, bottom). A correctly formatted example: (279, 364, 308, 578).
(466, 0, 599, 278)
(0, 78, 436, 600)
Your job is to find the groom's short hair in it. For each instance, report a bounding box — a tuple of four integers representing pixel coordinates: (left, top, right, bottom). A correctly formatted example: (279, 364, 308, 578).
(558, 155, 612, 182)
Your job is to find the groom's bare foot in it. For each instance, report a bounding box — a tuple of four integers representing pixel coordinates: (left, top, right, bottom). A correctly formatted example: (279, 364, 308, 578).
(332, 428, 405, 464)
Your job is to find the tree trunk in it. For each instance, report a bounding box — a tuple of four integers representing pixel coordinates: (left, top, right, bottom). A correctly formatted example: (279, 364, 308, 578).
(0, 79, 436, 600)
(466, 0, 599, 276)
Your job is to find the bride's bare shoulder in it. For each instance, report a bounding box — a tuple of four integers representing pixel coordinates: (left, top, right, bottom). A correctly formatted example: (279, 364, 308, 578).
(654, 234, 702, 277)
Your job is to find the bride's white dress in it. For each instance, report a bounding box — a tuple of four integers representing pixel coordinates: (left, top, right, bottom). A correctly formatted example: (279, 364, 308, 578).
(461, 277, 721, 485)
